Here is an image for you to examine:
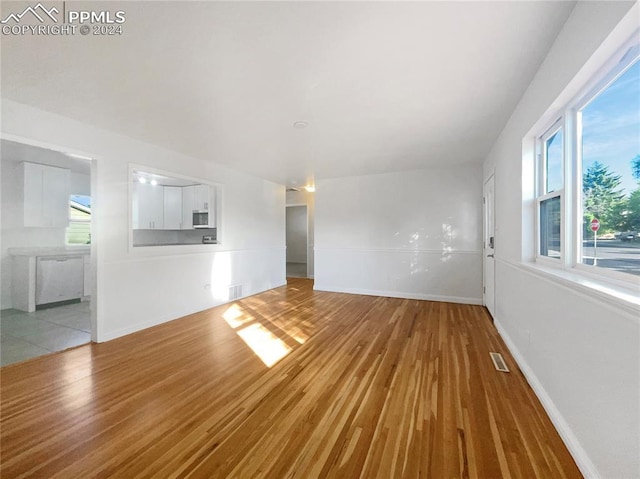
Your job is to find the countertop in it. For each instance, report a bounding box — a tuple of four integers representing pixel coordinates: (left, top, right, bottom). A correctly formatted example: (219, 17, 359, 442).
(9, 246, 91, 257)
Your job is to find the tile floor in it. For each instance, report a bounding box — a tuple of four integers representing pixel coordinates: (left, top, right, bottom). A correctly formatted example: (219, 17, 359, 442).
(286, 262, 308, 278)
(1, 301, 91, 367)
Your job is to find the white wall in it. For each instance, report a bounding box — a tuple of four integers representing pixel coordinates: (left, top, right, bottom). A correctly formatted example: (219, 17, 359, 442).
(0, 157, 90, 309)
(314, 166, 482, 303)
(483, 2, 639, 478)
(1, 99, 286, 342)
(286, 189, 315, 277)
(286, 206, 307, 263)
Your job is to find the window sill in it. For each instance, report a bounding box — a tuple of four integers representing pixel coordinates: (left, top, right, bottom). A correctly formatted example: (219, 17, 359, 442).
(517, 260, 640, 318)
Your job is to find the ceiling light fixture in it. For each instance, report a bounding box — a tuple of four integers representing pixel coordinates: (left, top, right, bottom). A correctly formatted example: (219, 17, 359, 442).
(293, 121, 308, 129)
(150, 179, 158, 186)
(66, 152, 92, 160)
(138, 177, 147, 184)
(304, 185, 316, 193)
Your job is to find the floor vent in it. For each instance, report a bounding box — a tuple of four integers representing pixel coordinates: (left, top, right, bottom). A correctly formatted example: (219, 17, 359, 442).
(229, 284, 243, 300)
(489, 352, 510, 373)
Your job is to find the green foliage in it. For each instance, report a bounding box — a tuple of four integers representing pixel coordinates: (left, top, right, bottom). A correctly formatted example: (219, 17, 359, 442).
(624, 188, 640, 231)
(632, 154, 640, 181)
(624, 155, 640, 232)
(582, 161, 625, 234)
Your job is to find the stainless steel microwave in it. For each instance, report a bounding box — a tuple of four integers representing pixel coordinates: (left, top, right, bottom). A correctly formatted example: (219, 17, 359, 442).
(193, 210, 209, 228)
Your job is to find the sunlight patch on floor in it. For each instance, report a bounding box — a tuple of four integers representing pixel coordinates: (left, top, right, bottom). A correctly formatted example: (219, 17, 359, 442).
(222, 304, 254, 329)
(236, 323, 292, 367)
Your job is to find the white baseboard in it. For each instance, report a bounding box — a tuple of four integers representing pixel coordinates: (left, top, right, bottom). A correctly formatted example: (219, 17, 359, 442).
(494, 319, 600, 479)
(313, 284, 482, 305)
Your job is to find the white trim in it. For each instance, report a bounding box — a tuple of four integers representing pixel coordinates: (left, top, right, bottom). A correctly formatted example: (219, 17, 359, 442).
(313, 284, 482, 305)
(314, 247, 481, 255)
(104, 246, 286, 264)
(494, 318, 600, 479)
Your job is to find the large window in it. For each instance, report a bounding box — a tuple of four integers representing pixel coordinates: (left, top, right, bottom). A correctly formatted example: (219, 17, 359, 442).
(579, 59, 640, 275)
(535, 37, 640, 280)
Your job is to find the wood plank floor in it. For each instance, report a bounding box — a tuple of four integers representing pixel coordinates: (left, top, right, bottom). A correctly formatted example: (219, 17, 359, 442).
(1, 278, 581, 478)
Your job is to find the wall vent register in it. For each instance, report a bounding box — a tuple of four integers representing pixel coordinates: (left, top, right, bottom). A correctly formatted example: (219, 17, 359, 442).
(489, 352, 510, 373)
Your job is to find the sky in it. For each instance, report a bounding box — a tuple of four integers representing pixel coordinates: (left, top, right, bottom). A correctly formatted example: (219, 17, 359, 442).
(544, 58, 639, 196)
(581, 58, 640, 195)
(70, 194, 91, 208)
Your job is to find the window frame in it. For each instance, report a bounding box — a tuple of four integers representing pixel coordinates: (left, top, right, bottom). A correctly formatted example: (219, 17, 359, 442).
(535, 190, 564, 264)
(535, 118, 565, 265)
(538, 118, 564, 197)
(533, 32, 640, 284)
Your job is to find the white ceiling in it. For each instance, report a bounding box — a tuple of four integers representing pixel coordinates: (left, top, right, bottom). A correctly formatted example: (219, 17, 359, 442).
(1, 1, 576, 186)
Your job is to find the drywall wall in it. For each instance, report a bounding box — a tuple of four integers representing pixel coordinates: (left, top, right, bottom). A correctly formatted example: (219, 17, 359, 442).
(286, 206, 307, 264)
(1, 99, 286, 342)
(314, 166, 482, 303)
(286, 189, 315, 277)
(482, 2, 639, 478)
(0, 155, 90, 310)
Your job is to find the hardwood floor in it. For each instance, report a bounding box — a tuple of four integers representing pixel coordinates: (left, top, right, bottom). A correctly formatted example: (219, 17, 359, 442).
(1, 278, 581, 478)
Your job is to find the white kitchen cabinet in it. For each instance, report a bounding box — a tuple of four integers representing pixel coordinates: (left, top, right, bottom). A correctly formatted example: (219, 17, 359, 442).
(194, 184, 210, 211)
(182, 184, 215, 228)
(181, 186, 195, 229)
(21, 162, 70, 228)
(134, 182, 164, 229)
(163, 186, 182, 229)
(208, 187, 216, 227)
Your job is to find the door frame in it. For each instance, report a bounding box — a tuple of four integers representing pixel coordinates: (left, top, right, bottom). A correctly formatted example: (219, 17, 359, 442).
(1, 132, 100, 342)
(285, 203, 309, 278)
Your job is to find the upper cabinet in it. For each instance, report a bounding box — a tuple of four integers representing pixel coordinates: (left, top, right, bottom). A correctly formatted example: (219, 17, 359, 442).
(181, 186, 195, 229)
(163, 186, 182, 230)
(193, 184, 210, 211)
(182, 184, 215, 229)
(20, 162, 70, 228)
(134, 182, 164, 229)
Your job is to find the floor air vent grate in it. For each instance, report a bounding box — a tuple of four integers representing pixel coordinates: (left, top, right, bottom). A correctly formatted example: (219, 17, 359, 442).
(229, 284, 243, 300)
(489, 352, 510, 373)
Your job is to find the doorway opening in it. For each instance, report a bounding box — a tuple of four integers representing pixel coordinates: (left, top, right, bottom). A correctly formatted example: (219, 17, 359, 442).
(0, 138, 95, 366)
(286, 205, 308, 278)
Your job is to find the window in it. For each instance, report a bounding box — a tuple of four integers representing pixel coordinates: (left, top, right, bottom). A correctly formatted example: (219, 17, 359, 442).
(66, 194, 91, 245)
(539, 195, 561, 259)
(536, 121, 564, 260)
(544, 126, 563, 194)
(534, 36, 640, 281)
(578, 59, 640, 275)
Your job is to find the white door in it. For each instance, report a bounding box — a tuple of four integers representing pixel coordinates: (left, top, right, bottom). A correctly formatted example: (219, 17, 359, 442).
(483, 174, 496, 318)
